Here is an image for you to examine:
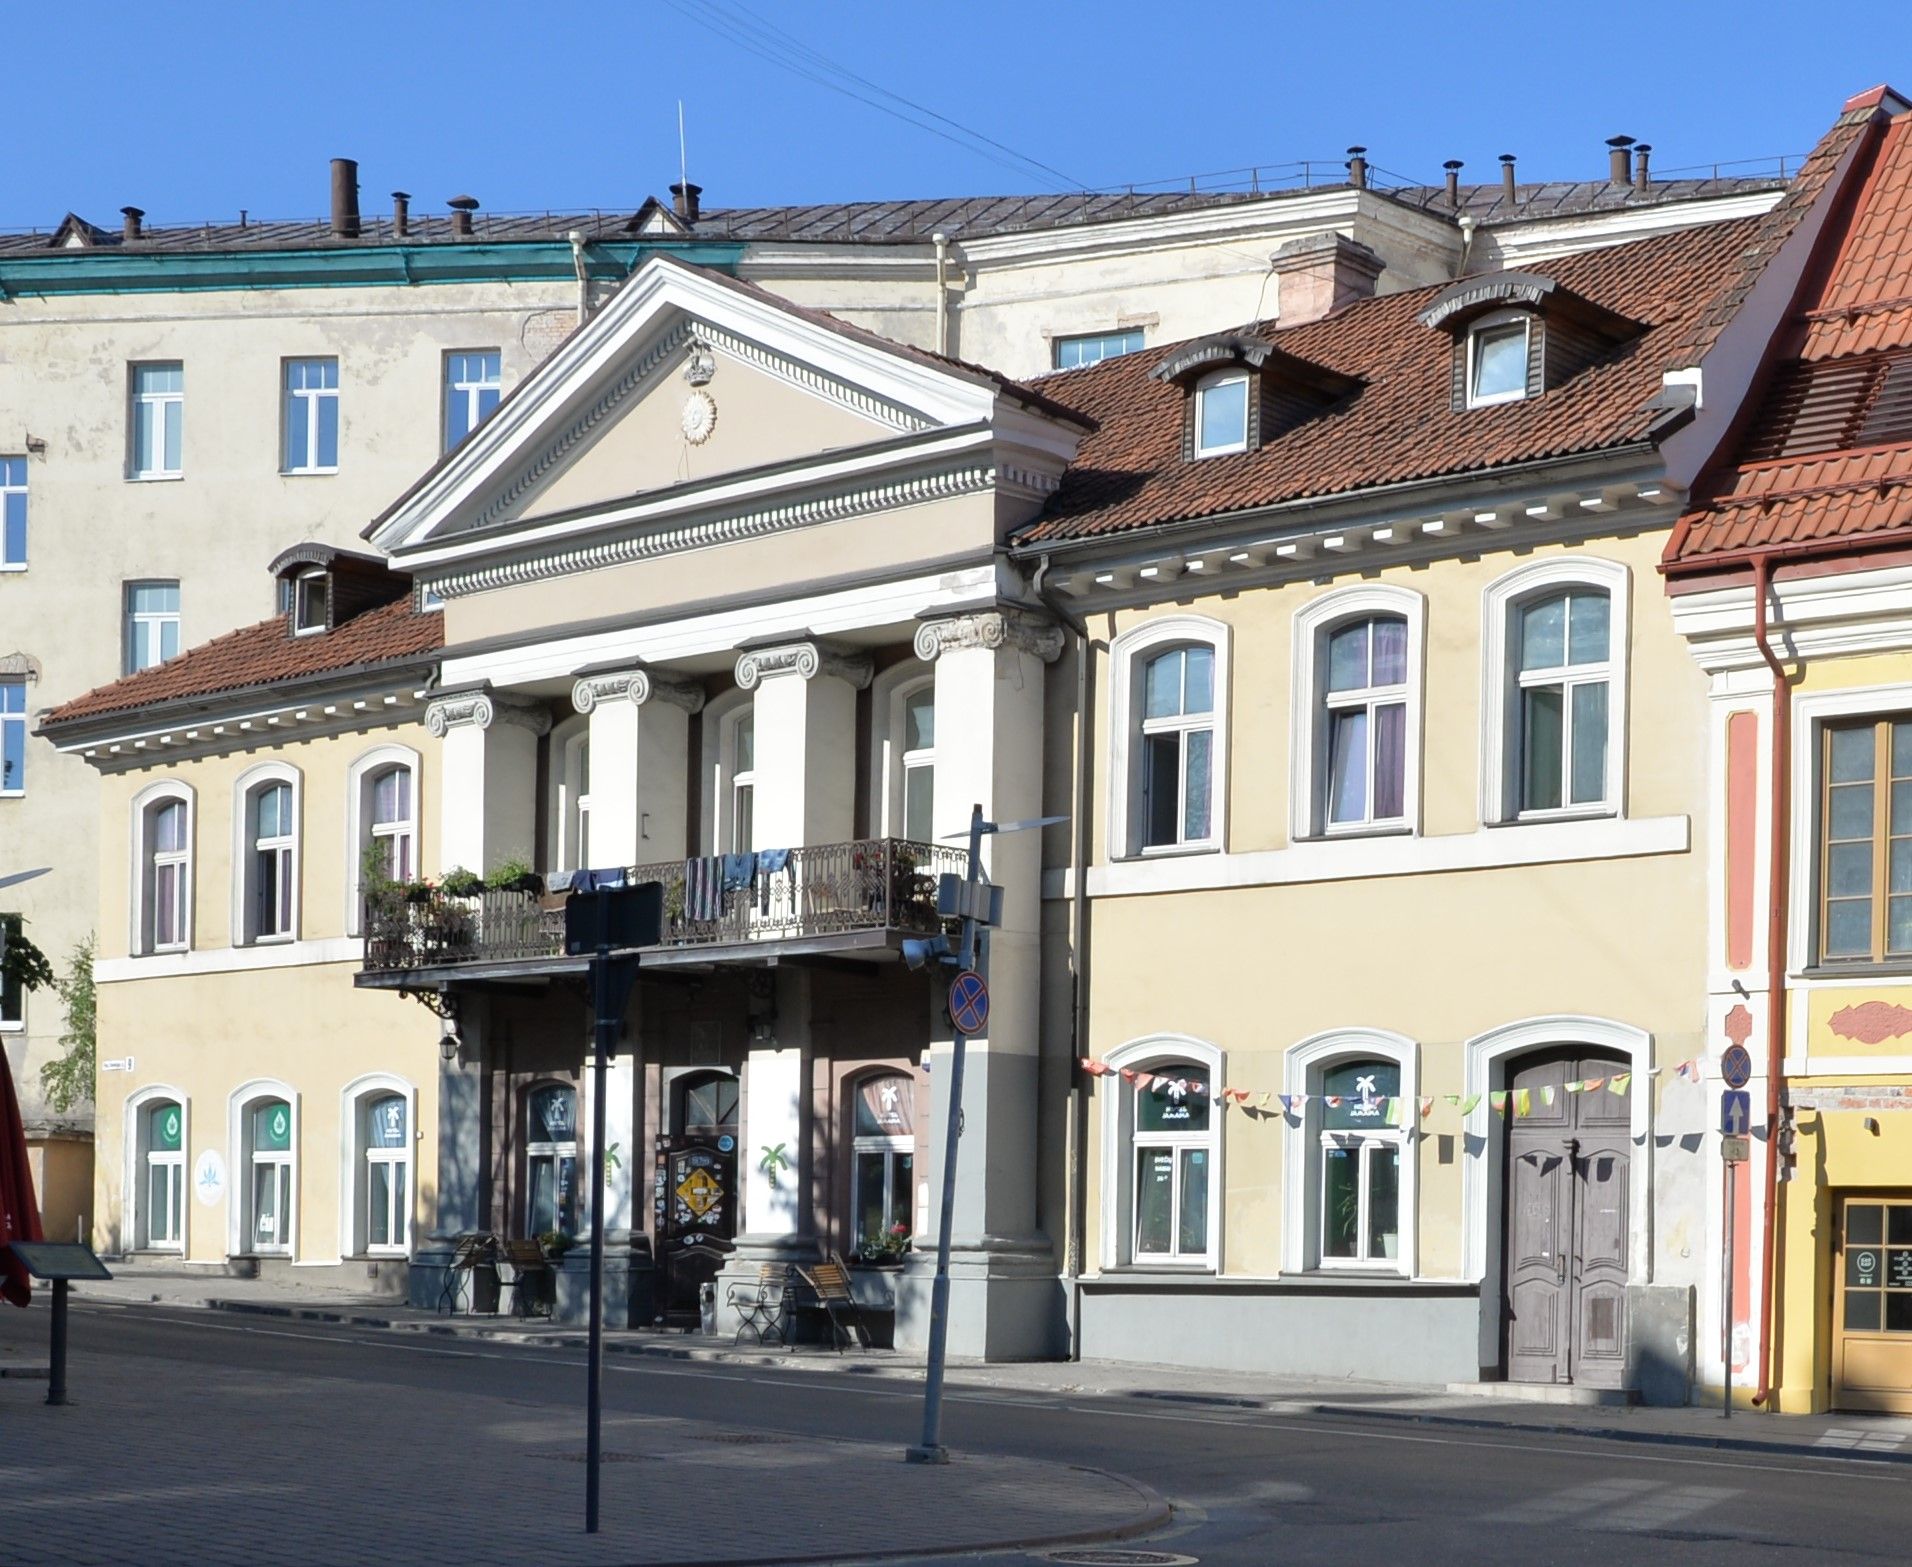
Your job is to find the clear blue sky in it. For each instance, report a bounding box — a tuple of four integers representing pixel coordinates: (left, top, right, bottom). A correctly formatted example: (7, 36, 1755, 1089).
(9, 0, 1912, 229)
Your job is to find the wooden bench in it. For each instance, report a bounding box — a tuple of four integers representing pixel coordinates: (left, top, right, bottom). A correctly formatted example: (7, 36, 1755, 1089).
(496, 1239, 554, 1320)
(790, 1256, 874, 1351)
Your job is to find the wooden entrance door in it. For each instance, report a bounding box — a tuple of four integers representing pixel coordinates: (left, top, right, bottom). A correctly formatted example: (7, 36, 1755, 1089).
(1833, 1196, 1912, 1413)
(1503, 1050, 1631, 1387)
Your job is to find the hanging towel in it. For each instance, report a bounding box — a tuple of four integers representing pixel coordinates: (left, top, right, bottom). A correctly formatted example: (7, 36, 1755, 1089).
(721, 853, 757, 895)
(684, 857, 724, 922)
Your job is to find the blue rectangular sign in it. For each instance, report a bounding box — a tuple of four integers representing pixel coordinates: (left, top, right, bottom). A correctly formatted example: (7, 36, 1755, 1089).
(1720, 1090, 1752, 1136)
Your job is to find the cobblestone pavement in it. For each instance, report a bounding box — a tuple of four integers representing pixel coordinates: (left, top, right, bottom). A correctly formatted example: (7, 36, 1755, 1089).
(0, 1327, 1164, 1567)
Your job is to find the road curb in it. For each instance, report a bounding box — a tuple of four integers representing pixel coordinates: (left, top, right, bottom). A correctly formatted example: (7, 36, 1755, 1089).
(1310, 1400, 1912, 1467)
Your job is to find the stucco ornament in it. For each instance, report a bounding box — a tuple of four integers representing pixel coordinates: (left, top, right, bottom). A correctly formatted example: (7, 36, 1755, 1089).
(1829, 1000, 1912, 1045)
(681, 389, 718, 445)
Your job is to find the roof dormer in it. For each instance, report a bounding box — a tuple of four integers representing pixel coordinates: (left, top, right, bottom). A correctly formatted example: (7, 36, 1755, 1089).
(268, 543, 411, 638)
(1419, 272, 1641, 411)
(1150, 333, 1361, 461)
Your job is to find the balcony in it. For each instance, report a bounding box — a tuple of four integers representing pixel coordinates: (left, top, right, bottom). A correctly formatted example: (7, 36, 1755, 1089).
(359, 837, 965, 982)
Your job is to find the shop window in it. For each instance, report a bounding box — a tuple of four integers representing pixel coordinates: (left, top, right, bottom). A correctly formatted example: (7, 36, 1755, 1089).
(363, 1094, 410, 1254)
(851, 1074, 915, 1261)
(1317, 1060, 1402, 1266)
(526, 1084, 579, 1238)
(245, 1097, 294, 1254)
(141, 1098, 184, 1250)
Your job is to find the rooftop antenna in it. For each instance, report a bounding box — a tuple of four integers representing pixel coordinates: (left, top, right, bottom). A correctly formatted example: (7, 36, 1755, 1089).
(677, 100, 689, 206)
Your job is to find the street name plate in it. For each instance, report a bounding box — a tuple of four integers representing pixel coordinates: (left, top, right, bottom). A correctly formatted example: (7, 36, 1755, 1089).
(1721, 1135, 1751, 1163)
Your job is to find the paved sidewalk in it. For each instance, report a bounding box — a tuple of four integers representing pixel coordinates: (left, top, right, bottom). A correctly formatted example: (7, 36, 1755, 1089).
(0, 1313, 1165, 1567)
(73, 1266, 1912, 1472)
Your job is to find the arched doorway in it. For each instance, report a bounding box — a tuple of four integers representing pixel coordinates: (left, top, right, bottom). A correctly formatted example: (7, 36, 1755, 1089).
(1502, 1047, 1631, 1388)
(654, 1071, 740, 1325)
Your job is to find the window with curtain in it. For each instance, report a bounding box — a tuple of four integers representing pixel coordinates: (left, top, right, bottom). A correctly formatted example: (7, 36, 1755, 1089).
(248, 781, 295, 942)
(367, 766, 415, 883)
(145, 798, 190, 952)
(851, 1074, 915, 1259)
(362, 1094, 409, 1254)
(142, 1099, 184, 1249)
(1317, 1060, 1402, 1267)
(1515, 588, 1611, 813)
(1130, 1063, 1213, 1263)
(526, 1085, 579, 1238)
(1322, 616, 1408, 829)
(1821, 717, 1912, 963)
(247, 1098, 293, 1254)
(901, 685, 935, 842)
(1139, 646, 1215, 850)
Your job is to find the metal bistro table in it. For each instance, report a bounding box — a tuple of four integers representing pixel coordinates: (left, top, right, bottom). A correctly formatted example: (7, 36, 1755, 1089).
(436, 1231, 502, 1316)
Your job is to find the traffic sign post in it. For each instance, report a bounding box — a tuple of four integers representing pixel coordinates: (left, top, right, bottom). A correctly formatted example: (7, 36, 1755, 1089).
(1720, 1044, 1753, 1090)
(947, 971, 989, 1036)
(1721, 1090, 1752, 1137)
(1718, 1071, 1753, 1422)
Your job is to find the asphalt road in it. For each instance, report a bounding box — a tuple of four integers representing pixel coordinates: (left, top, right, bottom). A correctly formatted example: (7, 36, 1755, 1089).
(4, 1300, 1910, 1566)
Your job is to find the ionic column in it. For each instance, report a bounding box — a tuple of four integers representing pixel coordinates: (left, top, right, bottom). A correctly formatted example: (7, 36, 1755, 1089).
(734, 640, 872, 850)
(425, 688, 550, 877)
(570, 666, 703, 867)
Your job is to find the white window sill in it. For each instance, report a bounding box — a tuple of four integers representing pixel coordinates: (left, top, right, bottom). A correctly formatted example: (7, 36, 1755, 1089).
(1069, 814, 1689, 899)
(0, 1021, 22, 1033)
(281, 468, 339, 478)
(0, 791, 25, 801)
(1121, 842, 1221, 863)
(1497, 805, 1617, 827)
(1310, 822, 1414, 842)
(0, 563, 25, 574)
(127, 472, 184, 483)
(247, 934, 298, 948)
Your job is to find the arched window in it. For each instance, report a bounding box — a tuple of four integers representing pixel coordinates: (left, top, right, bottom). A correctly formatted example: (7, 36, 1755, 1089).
(1099, 1035, 1224, 1271)
(140, 1097, 184, 1250)
(526, 1084, 579, 1238)
(346, 745, 420, 936)
(368, 767, 414, 883)
(363, 1094, 410, 1253)
(247, 781, 295, 941)
(899, 686, 935, 842)
(1293, 585, 1424, 840)
(870, 663, 936, 844)
(1283, 1029, 1418, 1276)
(245, 1096, 294, 1254)
(133, 782, 193, 955)
(1110, 618, 1229, 859)
(850, 1073, 916, 1259)
(673, 1071, 739, 1138)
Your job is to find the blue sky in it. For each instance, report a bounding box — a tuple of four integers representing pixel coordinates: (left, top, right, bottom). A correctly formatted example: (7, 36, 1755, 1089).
(9, 0, 1912, 230)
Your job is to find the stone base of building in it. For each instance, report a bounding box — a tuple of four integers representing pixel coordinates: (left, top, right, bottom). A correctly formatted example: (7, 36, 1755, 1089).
(892, 1238, 1066, 1360)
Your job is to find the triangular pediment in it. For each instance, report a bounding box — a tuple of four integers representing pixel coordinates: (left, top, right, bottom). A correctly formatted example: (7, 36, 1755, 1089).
(367, 255, 1063, 562)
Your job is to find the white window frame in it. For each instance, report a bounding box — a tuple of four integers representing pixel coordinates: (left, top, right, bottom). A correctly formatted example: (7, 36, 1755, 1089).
(281, 357, 340, 475)
(228, 1079, 298, 1259)
(1282, 1028, 1419, 1277)
(0, 455, 26, 571)
(525, 1080, 581, 1237)
(1052, 327, 1146, 371)
(848, 1070, 916, 1251)
(1292, 584, 1426, 841)
(1466, 313, 1532, 408)
(231, 762, 301, 947)
(123, 1084, 189, 1256)
(123, 580, 181, 675)
(345, 744, 421, 935)
(131, 779, 194, 956)
(565, 727, 593, 871)
(292, 570, 329, 636)
(1193, 369, 1251, 457)
(1097, 1034, 1224, 1273)
(339, 1072, 417, 1259)
(1108, 616, 1229, 861)
(443, 349, 502, 452)
(129, 362, 184, 479)
(1481, 557, 1631, 826)
(0, 675, 24, 798)
(870, 663, 938, 843)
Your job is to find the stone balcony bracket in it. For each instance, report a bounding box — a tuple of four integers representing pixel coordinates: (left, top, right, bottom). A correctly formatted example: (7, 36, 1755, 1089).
(570, 666, 706, 715)
(734, 640, 875, 692)
(425, 688, 553, 739)
(914, 609, 1065, 664)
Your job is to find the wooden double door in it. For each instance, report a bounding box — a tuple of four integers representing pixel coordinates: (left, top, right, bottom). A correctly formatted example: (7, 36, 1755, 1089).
(1502, 1049, 1631, 1388)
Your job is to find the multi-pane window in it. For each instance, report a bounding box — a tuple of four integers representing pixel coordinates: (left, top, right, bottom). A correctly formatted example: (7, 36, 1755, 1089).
(1053, 328, 1145, 370)
(0, 457, 25, 568)
(1821, 718, 1912, 963)
(1318, 1060, 1402, 1267)
(367, 766, 415, 883)
(562, 732, 592, 871)
(730, 711, 756, 854)
(0, 915, 22, 1027)
(247, 1098, 293, 1253)
(282, 358, 340, 473)
(1839, 1200, 1912, 1335)
(363, 1094, 409, 1253)
(1194, 373, 1250, 457)
(124, 581, 181, 674)
(1131, 1063, 1212, 1263)
(526, 1085, 579, 1237)
(293, 571, 329, 634)
(1323, 616, 1408, 829)
(443, 350, 502, 451)
(130, 363, 184, 477)
(145, 799, 190, 951)
(1515, 589, 1611, 813)
(0, 678, 23, 796)
(901, 686, 935, 842)
(248, 782, 295, 941)
(1468, 321, 1529, 407)
(142, 1099, 184, 1249)
(1140, 646, 1214, 849)
(851, 1074, 915, 1259)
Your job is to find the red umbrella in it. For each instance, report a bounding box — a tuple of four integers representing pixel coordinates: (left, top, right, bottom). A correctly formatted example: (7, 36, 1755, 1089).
(0, 1039, 43, 1306)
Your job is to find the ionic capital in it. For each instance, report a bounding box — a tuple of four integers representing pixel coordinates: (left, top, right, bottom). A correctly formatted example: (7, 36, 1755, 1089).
(734, 640, 874, 692)
(913, 609, 1064, 664)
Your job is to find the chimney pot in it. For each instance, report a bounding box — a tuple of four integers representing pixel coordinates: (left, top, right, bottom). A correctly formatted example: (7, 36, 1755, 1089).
(1442, 159, 1464, 207)
(1499, 154, 1518, 202)
(119, 205, 144, 240)
(1633, 143, 1653, 191)
(1606, 135, 1636, 185)
(1345, 146, 1368, 191)
(329, 157, 361, 239)
(447, 195, 479, 239)
(391, 191, 411, 238)
(670, 181, 703, 223)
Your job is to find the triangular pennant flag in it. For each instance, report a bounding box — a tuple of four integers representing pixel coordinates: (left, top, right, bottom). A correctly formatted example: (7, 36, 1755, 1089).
(1676, 1059, 1699, 1083)
(1259, 1092, 1275, 1110)
(1420, 1097, 1435, 1120)
(1324, 1095, 1343, 1109)
(1564, 1080, 1586, 1094)
(1133, 1072, 1155, 1090)
(1383, 1097, 1402, 1126)
(1582, 1076, 1605, 1093)
(1458, 1093, 1482, 1115)
(1490, 1091, 1509, 1113)
(1278, 1094, 1300, 1115)
(1445, 1093, 1461, 1107)
(1513, 1088, 1532, 1117)
(1120, 1068, 1137, 1083)
(1609, 1073, 1631, 1095)
(1190, 1080, 1209, 1095)
(1539, 1085, 1556, 1108)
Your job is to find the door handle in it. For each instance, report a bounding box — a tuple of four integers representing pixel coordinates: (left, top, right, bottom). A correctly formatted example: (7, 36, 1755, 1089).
(1555, 1253, 1567, 1283)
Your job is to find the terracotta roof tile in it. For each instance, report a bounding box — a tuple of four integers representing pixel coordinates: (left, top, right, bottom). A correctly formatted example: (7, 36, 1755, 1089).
(42, 597, 442, 730)
(1014, 217, 1758, 546)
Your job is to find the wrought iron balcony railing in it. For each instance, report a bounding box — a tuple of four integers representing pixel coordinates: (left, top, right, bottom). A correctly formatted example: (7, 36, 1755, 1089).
(360, 837, 965, 974)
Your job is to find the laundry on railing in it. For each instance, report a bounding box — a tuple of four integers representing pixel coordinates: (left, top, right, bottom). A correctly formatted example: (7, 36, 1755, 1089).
(568, 867, 628, 894)
(720, 853, 757, 895)
(755, 847, 793, 913)
(684, 856, 725, 922)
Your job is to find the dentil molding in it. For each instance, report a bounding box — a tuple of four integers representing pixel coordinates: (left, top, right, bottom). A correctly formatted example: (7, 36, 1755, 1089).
(914, 609, 1064, 664)
(734, 641, 875, 691)
(571, 667, 706, 715)
(425, 690, 553, 738)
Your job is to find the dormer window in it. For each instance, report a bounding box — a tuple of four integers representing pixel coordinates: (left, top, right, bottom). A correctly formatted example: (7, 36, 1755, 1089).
(293, 571, 329, 635)
(1195, 372, 1251, 457)
(1468, 318, 1532, 407)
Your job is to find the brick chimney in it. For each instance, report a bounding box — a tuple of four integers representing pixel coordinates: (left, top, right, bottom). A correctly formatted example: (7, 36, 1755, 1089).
(670, 181, 702, 223)
(1271, 234, 1385, 327)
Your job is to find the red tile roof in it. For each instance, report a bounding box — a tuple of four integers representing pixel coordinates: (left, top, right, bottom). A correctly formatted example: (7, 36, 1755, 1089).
(1014, 217, 1763, 546)
(42, 597, 442, 730)
(1668, 101, 1912, 569)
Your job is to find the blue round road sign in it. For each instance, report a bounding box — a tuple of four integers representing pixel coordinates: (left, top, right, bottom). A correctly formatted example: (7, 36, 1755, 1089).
(949, 970, 989, 1035)
(1720, 1044, 1753, 1090)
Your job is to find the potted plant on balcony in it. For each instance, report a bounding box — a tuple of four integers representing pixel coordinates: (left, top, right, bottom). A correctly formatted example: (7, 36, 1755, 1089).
(487, 857, 544, 897)
(440, 866, 484, 898)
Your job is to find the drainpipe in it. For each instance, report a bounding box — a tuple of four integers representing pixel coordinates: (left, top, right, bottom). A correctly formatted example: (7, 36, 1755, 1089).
(1033, 553, 1094, 1357)
(932, 232, 951, 356)
(1749, 553, 1791, 1408)
(569, 230, 591, 327)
